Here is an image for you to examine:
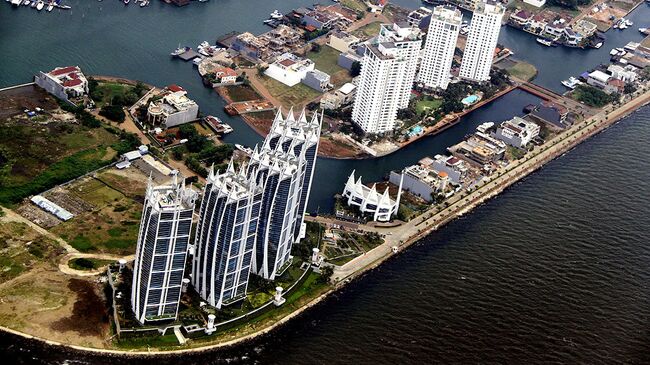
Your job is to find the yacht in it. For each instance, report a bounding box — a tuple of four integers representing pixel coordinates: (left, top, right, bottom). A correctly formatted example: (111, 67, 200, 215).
(193, 57, 203, 66)
(536, 38, 553, 47)
(123, 0, 129, 4)
(593, 42, 603, 49)
(11, 0, 21, 6)
(36, 0, 43, 10)
(170, 45, 188, 56)
(561, 77, 582, 89)
(270, 10, 283, 19)
(46, 1, 53, 11)
(22, 0, 30, 6)
(30, 0, 37, 7)
(235, 144, 252, 154)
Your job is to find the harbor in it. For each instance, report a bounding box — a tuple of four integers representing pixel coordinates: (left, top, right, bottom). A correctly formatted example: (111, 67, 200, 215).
(2, 0, 650, 361)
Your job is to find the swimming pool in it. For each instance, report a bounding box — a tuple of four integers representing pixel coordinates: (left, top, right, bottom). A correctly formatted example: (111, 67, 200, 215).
(408, 125, 423, 137)
(462, 94, 479, 105)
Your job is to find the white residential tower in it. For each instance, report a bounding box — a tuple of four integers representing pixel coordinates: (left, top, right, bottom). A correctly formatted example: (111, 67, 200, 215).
(417, 6, 463, 90)
(459, 0, 504, 82)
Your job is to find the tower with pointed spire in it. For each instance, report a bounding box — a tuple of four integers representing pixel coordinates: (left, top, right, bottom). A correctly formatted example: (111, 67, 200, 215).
(131, 174, 198, 324)
(247, 108, 322, 280)
(191, 163, 262, 308)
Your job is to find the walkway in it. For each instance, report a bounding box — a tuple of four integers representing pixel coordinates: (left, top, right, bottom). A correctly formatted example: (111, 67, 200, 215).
(0, 207, 77, 253)
(58, 252, 135, 277)
(332, 88, 650, 282)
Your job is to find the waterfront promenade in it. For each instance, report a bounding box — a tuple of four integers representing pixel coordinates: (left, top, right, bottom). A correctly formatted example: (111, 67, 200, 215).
(331, 88, 650, 282)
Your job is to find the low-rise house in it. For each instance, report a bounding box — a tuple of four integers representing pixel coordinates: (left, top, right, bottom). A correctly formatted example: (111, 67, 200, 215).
(328, 31, 360, 53)
(430, 154, 467, 185)
(147, 85, 199, 128)
(389, 164, 450, 202)
(303, 10, 338, 30)
(449, 132, 507, 166)
(527, 102, 568, 128)
(214, 67, 238, 84)
(510, 10, 533, 27)
(545, 19, 567, 38)
(338, 50, 363, 70)
(606, 78, 625, 94)
(586, 70, 611, 89)
(302, 69, 331, 92)
(494, 116, 540, 148)
(34, 66, 88, 105)
(231, 32, 268, 62)
(573, 19, 597, 39)
(407, 7, 432, 28)
(607, 64, 637, 82)
(265, 53, 315, 86)
(320, 82, 357, 109)
(529, 14, 548, 33)
(563, 28, 581, 46)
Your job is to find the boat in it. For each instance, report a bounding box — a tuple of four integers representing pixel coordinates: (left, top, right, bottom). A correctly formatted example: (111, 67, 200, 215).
(204, 116, 234, 134)
(22, 0, 30, 6)
(30, 0, 36, 7)
(561, 77, 582, 89)
(140, 0, 148, 7)
(593, 42, 603, 49)
(46, 2, 53, 11)
(10, 0, 21, 6)
(193, 57, 203, 66)
(610, 48, 619, 56)
(170, 45, 188, 56)
(270, 10, 283, 19)
(625, 19, 633, 26)
(536, 38, 553, 47)
(36, 0, 43, 10)
(639, 28, 649, 35)
(123, 0, 129, 4)
(235, 144, 252, 154)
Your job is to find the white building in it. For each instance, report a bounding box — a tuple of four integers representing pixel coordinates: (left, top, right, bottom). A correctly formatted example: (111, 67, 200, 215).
(417, 6, 462, 90)
(34, 66, 88, 105)
(192, 164, 261, 309)
(328, 31, 360, 53)
(407, 7, 432, 28)
(147, 85, 199, 128)
(352, 23, 421, 134)
(523, 0, 546, 7)
(459, 0, 505, 82)
(342, 170, 402, 222)
(494, 116, 540, 148)
(320, 82, 357, 110)
(131, 176, 197, 324)
(264, 53, 315, 87)
(607, 64, 637, 83)
(248, 109, 321, 280)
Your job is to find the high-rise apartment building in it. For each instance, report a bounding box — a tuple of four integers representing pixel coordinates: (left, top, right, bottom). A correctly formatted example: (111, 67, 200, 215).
(459, 0, 504, 82)
(248, 109, 321, 280)
(352, 23, 421, 134)
(417, 6, 462, 90)
(192, 164, 262, 309)
(131, 176, 197, 324)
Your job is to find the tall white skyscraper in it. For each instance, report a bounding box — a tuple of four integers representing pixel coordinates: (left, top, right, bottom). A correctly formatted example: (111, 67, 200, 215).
(352, 23, 421, 134)
(131, 176, 197, 324)
(417, 6, 462, 90)
(248, 109, 321, 280)
(192, 164, 261, 309)
(459, 0, 504, 82)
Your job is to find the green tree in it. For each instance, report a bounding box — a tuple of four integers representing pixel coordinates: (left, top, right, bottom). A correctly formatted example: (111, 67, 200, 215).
(99, 105, 126, 123)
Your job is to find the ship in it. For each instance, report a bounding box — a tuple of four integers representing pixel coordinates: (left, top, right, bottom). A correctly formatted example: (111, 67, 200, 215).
(270, 10, 283, 19)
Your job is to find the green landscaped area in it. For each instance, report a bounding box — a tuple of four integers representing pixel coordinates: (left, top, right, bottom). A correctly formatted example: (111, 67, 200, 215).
(415, 98, 443, 116)
(90, 80, 147, 108)
(259, 76, 321, 108)
(353, 21, 382, 39)
(505, 61, 538, 82)
(68, 257, 115, 271)
(340, 0, 366, 12)
(50, 171, 147, 255)
(222, 84, 262, 102)
(308, 45, 353, 87)
(0, 221, 61, 283)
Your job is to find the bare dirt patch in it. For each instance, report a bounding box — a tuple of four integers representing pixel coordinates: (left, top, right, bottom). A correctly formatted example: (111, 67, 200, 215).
(50, 278, 109, 338)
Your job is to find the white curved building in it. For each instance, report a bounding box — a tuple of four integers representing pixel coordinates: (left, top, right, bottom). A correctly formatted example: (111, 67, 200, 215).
(341, 170, 403, 222)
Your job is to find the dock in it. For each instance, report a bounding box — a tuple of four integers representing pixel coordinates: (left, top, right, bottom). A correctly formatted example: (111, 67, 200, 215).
(176, 49, 200, 61)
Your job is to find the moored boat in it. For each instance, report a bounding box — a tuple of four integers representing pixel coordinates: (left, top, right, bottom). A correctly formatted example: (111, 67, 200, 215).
(270, 10, 283, 19)
(561, 77, 582, 89)
(536, 38, 553, 47)
(36, 0, 43, 10)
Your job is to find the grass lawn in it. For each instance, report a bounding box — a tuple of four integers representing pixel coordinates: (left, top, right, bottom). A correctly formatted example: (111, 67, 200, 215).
(51, 171, 146, 255)
(308, 45, 346, 75)
(415, 99, 443, 116)
(93, 82, 136, 107)
(341, 0, 366, 12)
(259, 76, 321, 107)
(68, 257, 114, 271)
(223, 84, 261, 102)
(506, 61, 538, 81)
(0, 222, 61, 283)
(353, 21, 382, 39)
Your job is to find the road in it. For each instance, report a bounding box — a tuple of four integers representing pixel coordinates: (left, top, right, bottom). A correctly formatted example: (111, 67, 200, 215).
(328, 87, 650, 282)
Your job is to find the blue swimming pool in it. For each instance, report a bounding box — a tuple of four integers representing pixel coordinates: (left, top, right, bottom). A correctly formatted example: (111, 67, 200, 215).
(409, 125, 423, 137)
(462, 95, 479, 105)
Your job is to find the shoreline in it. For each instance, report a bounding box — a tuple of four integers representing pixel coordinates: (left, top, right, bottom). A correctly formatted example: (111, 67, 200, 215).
(1, 82, 649, 356)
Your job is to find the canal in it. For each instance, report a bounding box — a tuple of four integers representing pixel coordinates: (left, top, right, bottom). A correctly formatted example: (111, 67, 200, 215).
(0, 1, 648, 213)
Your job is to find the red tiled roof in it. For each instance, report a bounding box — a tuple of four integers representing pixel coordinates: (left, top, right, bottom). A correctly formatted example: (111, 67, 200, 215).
(167, 84, 184, 92)
(63, 79, 83, 87)
(50, 66, 79, 76)
(279, 59, 296, 67)
(216, 67, 237, 77)
(304, 25, 317, 32)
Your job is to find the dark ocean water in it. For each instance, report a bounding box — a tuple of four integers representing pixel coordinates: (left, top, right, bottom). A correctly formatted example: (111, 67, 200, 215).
(1, 1, 650, 363)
